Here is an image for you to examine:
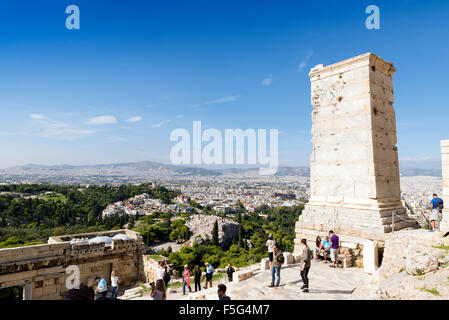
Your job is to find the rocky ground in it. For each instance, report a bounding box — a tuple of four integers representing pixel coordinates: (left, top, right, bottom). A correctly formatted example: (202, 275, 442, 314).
(353, 229, 449, 299)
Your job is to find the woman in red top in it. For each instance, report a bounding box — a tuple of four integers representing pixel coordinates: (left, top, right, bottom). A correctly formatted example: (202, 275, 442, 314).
(182, 264, 192, 295)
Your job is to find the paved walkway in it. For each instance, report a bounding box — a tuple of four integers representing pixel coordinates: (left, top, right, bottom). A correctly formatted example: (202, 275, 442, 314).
(131, 260, 369, 300)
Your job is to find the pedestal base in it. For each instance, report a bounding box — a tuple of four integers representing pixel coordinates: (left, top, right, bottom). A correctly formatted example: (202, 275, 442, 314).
(293, 204, 418, 260)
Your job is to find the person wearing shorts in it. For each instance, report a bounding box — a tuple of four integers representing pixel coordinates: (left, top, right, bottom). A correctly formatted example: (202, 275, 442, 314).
(266, 234, 275, 269)
(329, 230, 339, 268)
(430, 194, 443, 232)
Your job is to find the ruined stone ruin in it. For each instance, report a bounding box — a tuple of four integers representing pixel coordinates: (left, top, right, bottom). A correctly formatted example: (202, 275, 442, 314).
(0, 229, 144, 300)
(294, 53, 417, 267)
(440, 140, 449, 232)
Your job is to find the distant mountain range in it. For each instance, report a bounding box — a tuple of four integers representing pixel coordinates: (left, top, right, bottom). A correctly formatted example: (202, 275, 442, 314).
(0, 160, 441, 179)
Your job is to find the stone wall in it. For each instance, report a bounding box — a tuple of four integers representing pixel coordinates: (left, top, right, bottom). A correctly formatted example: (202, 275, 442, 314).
(141, 255, 172, 283)
(294, 53, 417, 266)
(441, 140, 449, 232)
(0, 229, 144, 300)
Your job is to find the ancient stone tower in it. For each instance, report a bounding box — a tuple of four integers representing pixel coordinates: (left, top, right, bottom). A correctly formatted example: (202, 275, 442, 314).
(294, 53, 416, 257)
(440, 140, 449, 232)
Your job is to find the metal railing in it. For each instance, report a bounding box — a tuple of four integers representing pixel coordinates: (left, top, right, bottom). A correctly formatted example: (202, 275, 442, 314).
(391, 210, 421, 233)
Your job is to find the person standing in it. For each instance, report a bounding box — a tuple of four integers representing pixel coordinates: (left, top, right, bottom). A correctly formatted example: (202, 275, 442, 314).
(204, 262, 214, 289)
(110, 270, 120, 299)
(268, 244, 283, 287)
(299, 239, 312, 293)
(157, 261, 166, 281)
(226, 263, 235, 282)
(266, 234, 276, 270)
(182, 265, 192, 295)
(430, 193, 444, 232)
(194, 265, 202, 292)
(329, 230, 340, 268)
(94, 276, 108, 300)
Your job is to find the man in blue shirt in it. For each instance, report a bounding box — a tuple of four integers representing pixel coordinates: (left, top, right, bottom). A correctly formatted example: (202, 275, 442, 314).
(429, 194, 443, 232)
(321, 236, 332, 263)
(204, 262, 214, 289)
(95, 276, 108, 299)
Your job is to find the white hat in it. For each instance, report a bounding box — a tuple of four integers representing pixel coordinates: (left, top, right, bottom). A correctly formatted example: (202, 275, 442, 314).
(184, 264, 188, 268)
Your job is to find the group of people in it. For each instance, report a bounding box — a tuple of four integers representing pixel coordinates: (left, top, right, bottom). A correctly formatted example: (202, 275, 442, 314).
(313, 230, 340, 268)
(182, 262, 235, 296)
(94, 270, 121, 300)
(265, 230, 341, 293)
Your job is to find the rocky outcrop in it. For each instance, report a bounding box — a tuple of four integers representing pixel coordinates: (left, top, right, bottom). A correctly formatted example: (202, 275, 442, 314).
(185, 215, 240, 249)
(353, 230, 449, 300)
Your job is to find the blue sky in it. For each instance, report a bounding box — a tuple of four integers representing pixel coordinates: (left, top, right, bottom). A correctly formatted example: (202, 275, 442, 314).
(0, 0, 448, 168)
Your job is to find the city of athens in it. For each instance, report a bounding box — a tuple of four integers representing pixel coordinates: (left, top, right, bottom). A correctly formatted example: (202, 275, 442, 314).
(0, 0, 448, 311)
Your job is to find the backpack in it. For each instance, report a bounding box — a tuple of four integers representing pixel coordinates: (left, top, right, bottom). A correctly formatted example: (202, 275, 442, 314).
(438, 198, 444, 210)
(308, 247, 313, 261)
(163, 268, 171, 283)
(277, 252, 285, 265)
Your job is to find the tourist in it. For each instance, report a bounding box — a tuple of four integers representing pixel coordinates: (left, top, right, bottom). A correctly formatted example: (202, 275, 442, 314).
(151, 279, 167, 300)
(266, 233, 276, 270)
(299, 238, 312, 293)
(313, 236, 322, 261)
(321, 236, 332, 263)
(182, 264, 192, 295)
(204, 262, 214, 289)
(157, 261, 166, 280)
(194, 265, 202, 292)
(226, 263, 235, 282)
(94, 276, 108, 300)
(268, 244, 283, 287)
(429, 193, 444, 232)
(329, 230, 340, 268)
(110, 270, 120, 299)
(217, 284, 231, 300)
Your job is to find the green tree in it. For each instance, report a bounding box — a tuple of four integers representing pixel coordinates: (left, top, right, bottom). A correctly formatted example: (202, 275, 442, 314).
(212, 220, 219, 246)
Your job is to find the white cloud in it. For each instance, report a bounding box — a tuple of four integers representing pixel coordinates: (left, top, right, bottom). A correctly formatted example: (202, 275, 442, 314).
(177, 115, 183, 119)
(85, 115, 117, 125)
(204, 95, 241, 105)
(298, 50, 314, 71)
(29, 117, 94, 140)
(152, 120, 171, 128)
(126, 116, 142, 123)
(262, 75, 273, 86)
(29, 114, 45, 120)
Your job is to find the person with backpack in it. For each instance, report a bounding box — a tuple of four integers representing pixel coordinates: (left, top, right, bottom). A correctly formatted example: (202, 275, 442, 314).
(299, 238, 312, 293)
(430, 193, 444, 232)
(268, 244, 283, 287)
